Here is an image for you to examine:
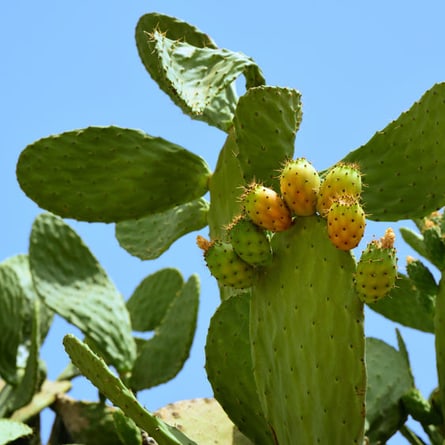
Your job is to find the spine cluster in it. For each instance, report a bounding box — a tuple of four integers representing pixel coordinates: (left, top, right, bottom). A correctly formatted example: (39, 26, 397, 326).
(198, 158, 397, 301)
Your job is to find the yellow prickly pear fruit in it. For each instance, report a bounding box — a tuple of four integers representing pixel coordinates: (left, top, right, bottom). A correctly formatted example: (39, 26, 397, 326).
(241, 183, 292, 232)
(327, 195, 366, 251)
(279, 157, 321, 216)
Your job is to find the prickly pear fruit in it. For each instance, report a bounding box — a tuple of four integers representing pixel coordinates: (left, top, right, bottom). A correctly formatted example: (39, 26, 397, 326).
(227, 215, 272, 266)
(279, 157, 320, 216)
(327, 196, 366, 250)
(241, 183, 292, 232)
(355, 228, 398, 303)
(317, 162, 362, 216)
(197, 236, 255, 289)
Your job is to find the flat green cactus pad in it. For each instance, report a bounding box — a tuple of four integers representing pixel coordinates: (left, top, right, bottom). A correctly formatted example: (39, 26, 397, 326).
(136, 14, 264, 131)
(29, 213, 136, 373)
(342, 82, 445, 221)
(234, 86, 301, 189)
(250, 216, 366, 444)
(365, 335, 414, 444)
(368, 273, 435, 333)
(116, 198, 209, 260)
(16, 126, 211, 223)
(205, 292, 274, 445)
(155, 398, 253, 445)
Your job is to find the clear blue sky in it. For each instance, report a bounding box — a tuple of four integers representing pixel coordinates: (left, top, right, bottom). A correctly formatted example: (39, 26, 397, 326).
(2, 2, 445, 444)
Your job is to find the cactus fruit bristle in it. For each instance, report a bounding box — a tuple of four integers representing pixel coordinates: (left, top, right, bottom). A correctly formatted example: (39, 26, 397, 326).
(327, 196, 366, 251)
(241, 183, 292, 232)
(196, 235, 211, 252)
(227, 215, 272, 266)
(317, 162, 362, 216)
(279, 157, 320, 216)
(202, 239, 255, 289)
(355, 229, 398, 304)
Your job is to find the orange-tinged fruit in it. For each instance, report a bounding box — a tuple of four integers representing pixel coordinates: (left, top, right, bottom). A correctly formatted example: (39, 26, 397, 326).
(242, 183, 292, 232)
(327, 196, 366, 251)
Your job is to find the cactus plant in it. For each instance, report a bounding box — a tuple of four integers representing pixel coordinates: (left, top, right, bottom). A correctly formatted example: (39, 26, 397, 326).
(5, 8, 445, 445)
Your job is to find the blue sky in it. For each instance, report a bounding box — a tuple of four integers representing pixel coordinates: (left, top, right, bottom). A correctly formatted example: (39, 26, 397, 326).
(2, 2, 445, 443)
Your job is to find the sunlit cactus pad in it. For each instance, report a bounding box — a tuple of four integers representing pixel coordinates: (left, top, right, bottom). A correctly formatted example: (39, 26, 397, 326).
(17, 126, 211, 222)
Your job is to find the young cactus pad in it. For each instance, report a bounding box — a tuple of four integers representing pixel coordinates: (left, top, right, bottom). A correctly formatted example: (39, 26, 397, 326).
(250, 216, 366, 444)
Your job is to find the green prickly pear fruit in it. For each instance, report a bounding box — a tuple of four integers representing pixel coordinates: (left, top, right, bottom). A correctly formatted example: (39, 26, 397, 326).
(241, 182, 292, 232)
(197, 236, 255, 289)
(226, 215, 272, 266)
(327, 195, 366, 250)
(317, 162, 362, 216)
(355, 228, 398, 303)
(279, 157, 320, 216)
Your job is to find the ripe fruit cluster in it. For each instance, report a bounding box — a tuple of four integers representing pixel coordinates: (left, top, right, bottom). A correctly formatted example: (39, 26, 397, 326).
(198, 158, 371, 289)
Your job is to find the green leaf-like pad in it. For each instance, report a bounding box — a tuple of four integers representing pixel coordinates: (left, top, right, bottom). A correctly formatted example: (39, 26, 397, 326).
(205, 292, 274, 445)
(136, 14, 265, 131)
(342, 82, 445, 221)
(365, 336, 414, 444)
(130, 275, 199, 391)
(29, 213, 136, 373)
(127, 269, 184, 332)
(0, 264, 24, 384)
(116, 198, 209, 260)
(17, 126, 211, 223)
(2, 254, 54, 346)
(234, 86, 301, 189)
(250, 216, 365, 444)
(0, 419, 32, 445)
(63, 334, 197, 445)
(368, 274, 435, 333)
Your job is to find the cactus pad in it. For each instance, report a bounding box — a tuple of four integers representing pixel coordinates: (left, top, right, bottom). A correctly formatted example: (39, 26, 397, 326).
(234, 87, 301, 189)
(29, 213, 136, 373)
(155, 398, 253, 445)
(205, 292, 274, 444)
(342, 82, 445, 221)
(250, 216, 365, 444)
(115, 198, 209, 260)
(16, 126, 211, 222)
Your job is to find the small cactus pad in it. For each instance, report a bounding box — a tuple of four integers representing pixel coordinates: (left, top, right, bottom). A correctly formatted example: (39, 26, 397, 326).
(16, 126, 211, 223)
(327, 196, 366, 251)
(205, 292, 274, 444)
(250, 216, 365, 444)
(198, 237, 255, 289)
(317, 163, 362, 216)
(365, 335, 414, 444)
(279, 157, 320, 216)
(227, 216, 272, 266)
(242, 183, 292, 232)
(234, 87, 302, 188)
(0, 420, 33, 444)
(115, 198, 209, 261)
(355, 228, 398, 304)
